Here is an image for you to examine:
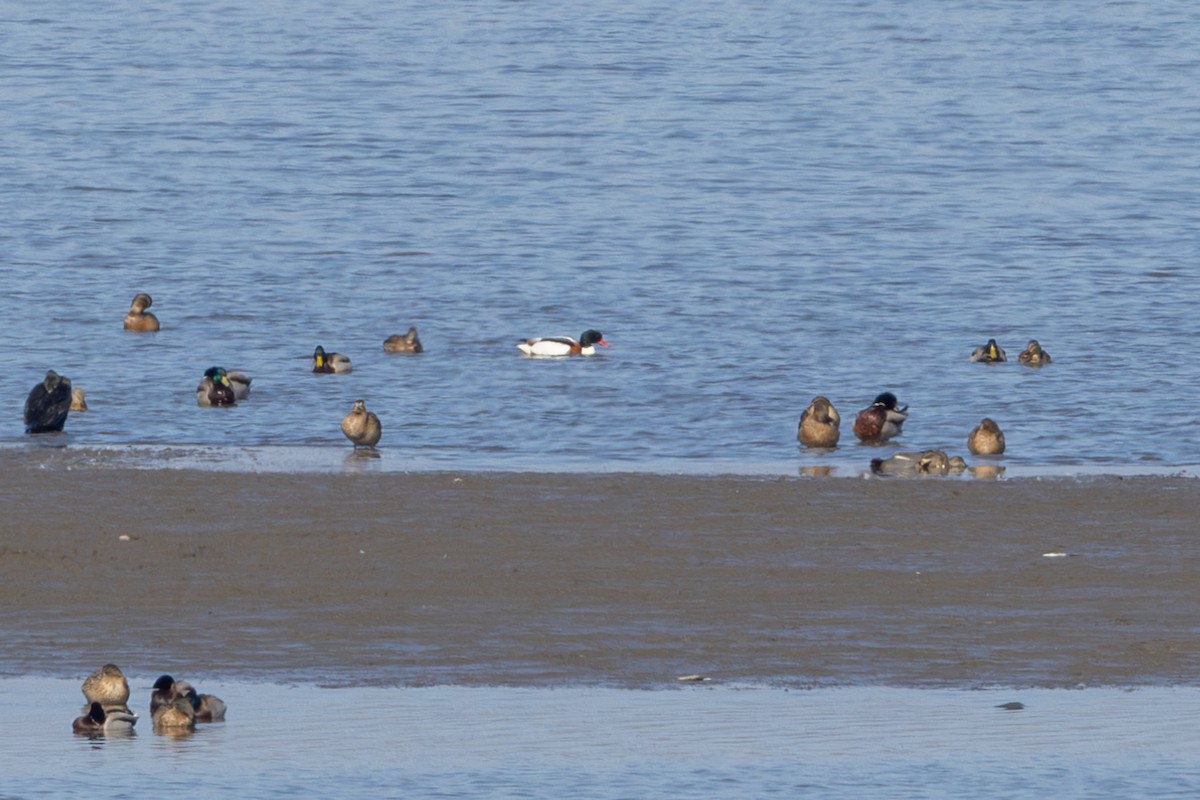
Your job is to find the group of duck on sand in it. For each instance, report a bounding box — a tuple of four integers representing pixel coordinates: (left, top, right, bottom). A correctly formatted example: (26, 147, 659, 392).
(72, 663, 225, 736)
(798, 338, 1049, 476)
(24, 294, 615, 451)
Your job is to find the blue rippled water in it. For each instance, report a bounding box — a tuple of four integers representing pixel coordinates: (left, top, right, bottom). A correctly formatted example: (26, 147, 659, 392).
(3, 1, 1198, 475)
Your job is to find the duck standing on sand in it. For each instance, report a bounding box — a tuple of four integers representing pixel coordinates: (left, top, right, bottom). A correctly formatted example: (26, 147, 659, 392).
(341, 399, 382, 449)
(853, 392, 908, 443)
(175, 680, 228, 722)
(517, 329, 610, 357)
(196, 366, 237, 407)
(24, 370, 72, 433)
(1018, 340, 1052, 366)
(797, 396, 841, 448)
(150, 675, 197, 731)
(384, 327, 424, 353)
(969, 338, 1007, 363)
(313, 345, 352, 373)
(73, 702, 138, 735)
(968, 418, 1006, 455)
(123, 293, 160, 332)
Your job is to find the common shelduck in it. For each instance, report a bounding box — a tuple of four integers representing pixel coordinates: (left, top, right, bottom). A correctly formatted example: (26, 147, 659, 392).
(516, 329, 610, 357)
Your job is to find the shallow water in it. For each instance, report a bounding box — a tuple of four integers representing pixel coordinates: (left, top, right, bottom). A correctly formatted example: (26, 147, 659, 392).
(6, 678, 1199, 799)
(3, 1, 1199, 476)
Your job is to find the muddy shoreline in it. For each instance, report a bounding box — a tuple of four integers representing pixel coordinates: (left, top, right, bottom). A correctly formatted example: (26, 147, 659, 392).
(2, 467, 1198, 688)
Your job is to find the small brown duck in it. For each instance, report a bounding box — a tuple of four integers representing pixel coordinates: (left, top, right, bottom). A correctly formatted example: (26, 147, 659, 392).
(196, 366, 237, 407)
(123, 293, 160, 332)
(70, 387, 88, 412)
(150, 675, 196, 730)
(969, 338, 1007, 363)
(175, 680, 227, 722)
(968, 418, 1006, 455)
(73, 701, 138, 735)
(24, 370, 72, 433)
(853, 392, 908, 443)
(797, 396, 841, 448)
(383, 327, 424, 354)
(313, 345, 352, 373)
(81, 663, 130, 709)
(1018, 340, 1052, 366)
(341, 399, 382, 449)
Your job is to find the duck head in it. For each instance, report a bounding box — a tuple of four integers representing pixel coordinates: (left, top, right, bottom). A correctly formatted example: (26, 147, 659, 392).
(871, 392, 906, 412)
(580, 330, 610, 348)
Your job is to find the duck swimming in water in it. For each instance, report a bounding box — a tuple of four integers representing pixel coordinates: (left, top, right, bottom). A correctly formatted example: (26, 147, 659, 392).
(24, 370, 72, 433)
(383, 327, 424, 354)
(969, 338, 1007, 363)
(73, 702, 138, 735)
(1018, 340, 1051, 366)
(341, 399, 382, 449)
(968, 418, 1006, 455)
(196, 366, 237, 407)
(797, 396, 841, 448)
(123, 293, 160, 332)
(150, 675, 197, 730)
(174, 680, 227, 722)
(517, 330, 610, 357)
(853, 392, 908, 443)
(313, 345, 352, 373)
(81, 663, 130, 709)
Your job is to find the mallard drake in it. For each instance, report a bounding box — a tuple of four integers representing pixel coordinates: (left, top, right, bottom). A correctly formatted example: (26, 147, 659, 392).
(24, 370, 72, 433)
(968, 418, 1006, 455)
(313, 345, 352, 373)
(70, 388, 88, 412)
(174, 680, 227, 722)
(383, 327, 424, 354)
(73, 701, 138, 734)
(225, 370, 252, 400)
(517, 329, 610, 357)
(81, 663, 130, 709)
(797, 396, 841, 448)
(150, 675, 196, 730)
(969, 338, 1007, 363)
(871, 449, 966, 477)
(341, 399, 382, 449)
(1018, 340, 1052, 366)
(123, 293, 160, 332)
(196, 366, 237, 407)
(853, 392, 908, 442)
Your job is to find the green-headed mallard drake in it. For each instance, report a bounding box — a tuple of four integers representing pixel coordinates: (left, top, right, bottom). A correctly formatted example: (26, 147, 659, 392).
(383, 327, 424, 354)
(81, 663, 130, 709)
(968, 418, 1006, 455)
(24, 370, 72, 434)
(196, 366, 237, 407)
(341, 399, 382, 449)
(313, 345, 352, 373)
(517, 329, 610, 357)
(853, 392, 908, 443)
(123, 293, 160, 332)
(969, 338, 1007, 363)
(1018, 340, 1051, 366)
(174, 680, 227, 722)
(73, 701, 138, 735)
(797, 396, 841, 448)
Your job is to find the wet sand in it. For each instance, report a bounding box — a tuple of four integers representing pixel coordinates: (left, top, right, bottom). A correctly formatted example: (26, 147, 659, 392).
(3, 465, 1198, 687)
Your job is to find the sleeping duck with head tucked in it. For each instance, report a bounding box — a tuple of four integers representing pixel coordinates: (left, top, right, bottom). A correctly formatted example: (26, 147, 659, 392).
(797, 396, 841, 448)
(853, 392, 908, 443)
(150, 675, 196, 731)
(73, 702, 138, 735)
(174, 680, 227, 722)
(81, 663, 130, 709)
